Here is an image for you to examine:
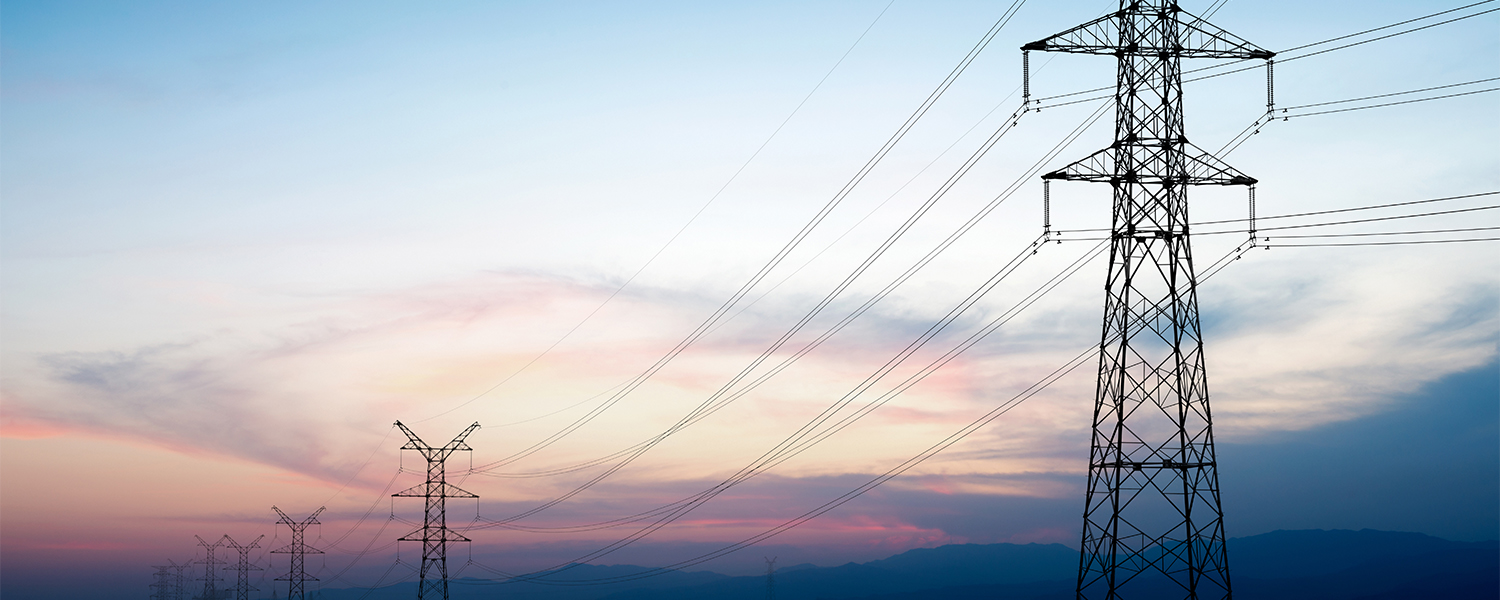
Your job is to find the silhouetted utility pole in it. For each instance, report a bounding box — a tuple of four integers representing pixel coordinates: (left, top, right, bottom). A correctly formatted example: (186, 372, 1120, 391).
(195, 535, 227, 600)
(1022, 2, 1271, 598)
(272, 506, 325, 600)
(223, 534, 264, 600)
(765, 556, 777, 600)
(169, 559, 191, 600)
(393, 420, 480, 600)
(151, 564, 175, 600)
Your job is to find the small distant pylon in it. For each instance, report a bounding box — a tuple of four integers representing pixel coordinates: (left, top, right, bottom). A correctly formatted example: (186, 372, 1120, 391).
(194, 535, 227, 600)
(393, 420, 480, 600)
(151, 564, 175, 600)
(223, 534, 264, 600)
(765, 556, 777, 600)
(271, 506, 325, 600)
(169, 559, 191, 600)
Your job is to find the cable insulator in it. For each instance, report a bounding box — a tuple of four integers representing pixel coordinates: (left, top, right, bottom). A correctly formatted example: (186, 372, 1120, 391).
(1023, 50, 1031, 107)
(1248, 185, 1258, 242)
(1266, 59, 1275, 115)
(1043, 179, 1052, 234)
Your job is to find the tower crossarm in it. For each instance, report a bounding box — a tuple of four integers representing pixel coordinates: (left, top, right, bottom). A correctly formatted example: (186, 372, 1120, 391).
(271, 505, 324, 529)
(394, 481, 479, 499)
(1021, 3, 1272, 60)
(398, 528, 473, 543)
(395, 420, 431, 452)
(396, 420, 480, 461)
(1042, 140, 1257, 186)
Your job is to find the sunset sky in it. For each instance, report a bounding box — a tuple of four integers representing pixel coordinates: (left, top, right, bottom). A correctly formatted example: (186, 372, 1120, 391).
(2, 1, 1496, 598)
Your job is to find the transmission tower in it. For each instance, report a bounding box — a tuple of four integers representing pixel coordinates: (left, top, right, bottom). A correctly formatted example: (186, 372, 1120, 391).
(765, 556, 777, 600)
(1021, 2, 1271, 598)
(151, 564, 175, 600)
(271, 506, 325, 600)
(195, 535, 228, 600)
(393, 420, 481, 600)
(169, 559, 191, 600)
(222, 534, 264, 600)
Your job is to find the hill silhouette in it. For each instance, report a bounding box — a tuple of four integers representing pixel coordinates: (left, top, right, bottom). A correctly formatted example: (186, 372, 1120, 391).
(319, 529, 1497, 599)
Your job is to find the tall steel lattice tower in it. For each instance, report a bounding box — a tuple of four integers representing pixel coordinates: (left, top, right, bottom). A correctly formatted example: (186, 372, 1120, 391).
(272, 506, 325, 600)
(1022, 2, 1271, 598)
(393, 420, 480, 600)
(223, 534, 264, 600)
(194, 535, 227, 600)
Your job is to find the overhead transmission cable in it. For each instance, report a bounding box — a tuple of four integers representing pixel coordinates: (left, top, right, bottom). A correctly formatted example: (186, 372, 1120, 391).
(464, 233, 1097, 534)
(455, 103, 1112, 567)
(461, 0, 1030, 476)
(416, 0, 898, 424)
(462, 241, 1110, 585)
(1029, 1, 1499, 110)
(462, 187, 1494, 543)
(1051, 192, 1499, 235)
(468, 97, 1107, 491)
(467, 98, 1047, 524)
(455, 228, 1273, 587)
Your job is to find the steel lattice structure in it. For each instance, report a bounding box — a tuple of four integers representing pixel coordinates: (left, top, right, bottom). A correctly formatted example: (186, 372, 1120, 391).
(394, 420, 481, 600)
(170, 559, 191, 600)
(1022, 2, 1271, 598)
(272, 506, 325, 600)
(194, 535, 227, 600)
(222, 534, 264, 600)
(150, 564, 175, 600)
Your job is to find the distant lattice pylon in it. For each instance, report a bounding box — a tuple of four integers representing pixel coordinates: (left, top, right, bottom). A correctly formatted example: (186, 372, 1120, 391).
(151, 564, 175, 600)
(168, 559, 191, 600)
(271, 506, 325, 600)
(194, 535, 228, 600)
(222, 534, 264, 600)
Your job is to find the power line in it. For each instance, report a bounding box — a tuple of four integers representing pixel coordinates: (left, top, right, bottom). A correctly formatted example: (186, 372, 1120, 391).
(1278, 76, 1500, 111)
(465, 234, 1081, 535)
(458, 0, 1031, 476)
(1030, 2, 1498, 109)
(1265, 237, 1500, 247)
(1281, 86, 1498, 118)
(409, 234, 1261, 588)
(466, 105, 1040, 525)
(1220, 204, 1498, 233)
(1051, 191, 1499, 233)
(477, 237, 1110, 576)
(417, 0, 900, 424)
(1260, 226, 1500, 239)
(474, 98, 1110, 486)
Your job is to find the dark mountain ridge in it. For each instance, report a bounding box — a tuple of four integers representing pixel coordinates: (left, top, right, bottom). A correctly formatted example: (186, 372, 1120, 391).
(319, 529, 1497, 600)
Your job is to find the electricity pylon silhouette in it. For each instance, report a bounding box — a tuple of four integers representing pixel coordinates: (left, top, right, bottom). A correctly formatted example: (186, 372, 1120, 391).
(223, 534, 264, 600)
(1022, 2, 1271, 598)
(169, 559, 191, 600)
(765, 556, 777, 600)
(151, 564, 175, 600)
(393, 420, 480, 600)
(272, 506, 325, 600)
(195, 535, 227, 600)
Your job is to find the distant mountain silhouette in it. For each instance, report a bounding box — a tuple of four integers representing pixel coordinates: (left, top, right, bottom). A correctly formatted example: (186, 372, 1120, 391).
(317, 529, 1497, 599)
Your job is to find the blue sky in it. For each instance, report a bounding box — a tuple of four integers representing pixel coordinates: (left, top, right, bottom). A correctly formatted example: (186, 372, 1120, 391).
(2, 1, 1497, 597)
